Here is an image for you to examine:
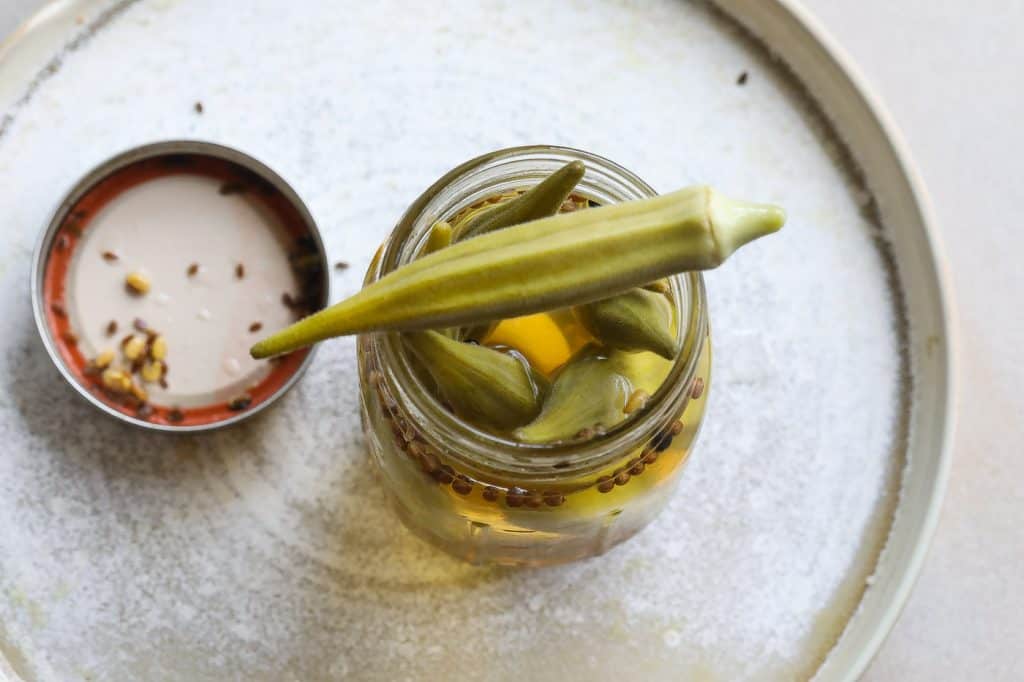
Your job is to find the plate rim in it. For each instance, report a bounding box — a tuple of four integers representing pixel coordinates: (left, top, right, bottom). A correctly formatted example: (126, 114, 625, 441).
(0, 1, 957, 681)
(713, 0, 957, 680)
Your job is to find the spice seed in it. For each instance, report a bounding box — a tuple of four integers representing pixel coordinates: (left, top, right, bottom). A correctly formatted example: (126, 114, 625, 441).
(433, 465, 455, 485)
(187, 263, 199, 276)
(629, 462, 646, 476)
(281, 292, 295, 308)
(334, 261, 349, 271)
(56, 235, 68, 252)
(624, 389, 649, 415)
(235, 263, 245, 279)
(614, 471, 631, 486)
(670, 420, 684, 436)
(543, 492, 566, 507)
(525, 491, 543, 508)
(93, 350, 115, 370)
(50, 302, 67, 318)
(452, 478, 473, 495)
(420, 450, 440, 474)
(106, 320, 118, 336)
(150, 335, 167, 360)
(102, 251, 119, 262)
(641, 447, 659, 465)
(125, 271, 150, 295)
(137, 404, 154, 419)
(482, 486, 500, 502)
(62, 331, 78, 346)
(228, 394, 253, 411)
(141, 360, 163, 383)
(194, 101, 203, 114)
(596, 476, 615, 494)
(690, 377, 705, 400)
(168, 407, 185, 423)
(249, 322, 263, 333)
(737, 71, 749, 86)
(124, 335, 147, 361)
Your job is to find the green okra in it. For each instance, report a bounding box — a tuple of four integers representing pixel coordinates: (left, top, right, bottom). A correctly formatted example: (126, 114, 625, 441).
(251, 185, 785, 359)
(574, 287, 677, 359)
(514, 351, 632, 443)
(420, 221, 453, 256)
(403, 331, 544, 430)
(452, 160, 586, 240)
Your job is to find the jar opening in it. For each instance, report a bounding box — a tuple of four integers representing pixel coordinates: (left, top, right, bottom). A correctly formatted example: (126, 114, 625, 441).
(371, 146, 708, 475)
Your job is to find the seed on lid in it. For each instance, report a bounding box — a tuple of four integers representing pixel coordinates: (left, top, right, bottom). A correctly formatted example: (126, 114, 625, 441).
(130, 382, 148, 403)
(93, 350, 115, 370)
(125, 271, 150, 295)
(150, 335, 167, 360)
(228, 394, 253, 411)
(141, 360, 163, 383)
(123, 335, 147, 361)
(101, 368, 131, 393)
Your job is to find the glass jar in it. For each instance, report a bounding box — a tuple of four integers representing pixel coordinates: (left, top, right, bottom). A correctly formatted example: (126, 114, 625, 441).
(357, 146, 710, 566)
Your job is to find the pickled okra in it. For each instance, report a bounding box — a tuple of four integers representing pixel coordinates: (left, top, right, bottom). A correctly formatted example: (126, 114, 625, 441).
(254, 169, 783, 445)
(251, 185, 784, 358)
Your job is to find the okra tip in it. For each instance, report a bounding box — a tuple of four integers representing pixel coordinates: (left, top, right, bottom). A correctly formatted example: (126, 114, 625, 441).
(709, 192, 786, 260)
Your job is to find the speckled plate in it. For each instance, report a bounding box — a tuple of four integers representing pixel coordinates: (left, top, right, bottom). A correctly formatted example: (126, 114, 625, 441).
(0, 2, 953, 681)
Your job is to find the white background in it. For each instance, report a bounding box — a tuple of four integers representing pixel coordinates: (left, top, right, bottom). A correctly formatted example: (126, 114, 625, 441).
(1, 1, 1020, 679)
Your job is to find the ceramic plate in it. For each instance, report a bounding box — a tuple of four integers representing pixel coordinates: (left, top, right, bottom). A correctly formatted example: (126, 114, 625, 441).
(0, 1, 953, 680)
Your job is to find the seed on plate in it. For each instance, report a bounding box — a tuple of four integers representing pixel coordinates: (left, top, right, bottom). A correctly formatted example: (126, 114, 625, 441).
(737, 71, 749, 86)
(168, 407, 185, 422)
(150, 335, 167, 360)
(106, 320, 118, 336)
(249, 322, 263, 333)
(137, 403, 154, 419)
(187, 263, 199, 276)
(125, 271, 150, 295)
(55, 235, 68, 252)
(194, 101, 203, 114)
(235, 263, 245, 279)
(123, 335, 147, 360)
(61, 331, 78, 346)
(334, 261, 349, 271)
(102, 251, 119, 262)
(50, 302, 67, 318)
(141, 360, 163, 383)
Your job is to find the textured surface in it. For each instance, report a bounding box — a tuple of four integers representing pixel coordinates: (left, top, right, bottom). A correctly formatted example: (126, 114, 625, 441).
(0, 2, 907, 680)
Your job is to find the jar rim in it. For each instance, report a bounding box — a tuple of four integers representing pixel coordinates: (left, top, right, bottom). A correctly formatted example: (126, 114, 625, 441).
(368, 145, 708, 477)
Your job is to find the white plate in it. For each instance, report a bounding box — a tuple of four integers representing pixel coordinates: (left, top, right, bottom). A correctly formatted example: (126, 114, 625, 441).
(0, 2, 953, 680)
